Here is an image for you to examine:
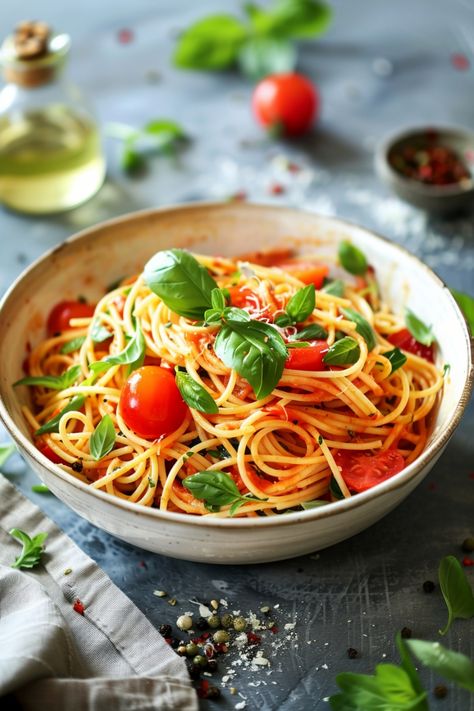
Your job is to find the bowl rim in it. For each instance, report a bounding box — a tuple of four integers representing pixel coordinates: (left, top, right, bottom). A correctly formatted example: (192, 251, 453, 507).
(375, 122, 474, 198)
(1, 200, 473, 530)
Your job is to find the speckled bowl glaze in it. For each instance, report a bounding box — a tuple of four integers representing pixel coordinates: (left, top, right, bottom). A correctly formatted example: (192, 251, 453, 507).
(0, 202, 472, 563)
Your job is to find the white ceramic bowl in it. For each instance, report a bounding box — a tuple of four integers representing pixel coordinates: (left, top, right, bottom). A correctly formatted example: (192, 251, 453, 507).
(0, 203, 472, 563)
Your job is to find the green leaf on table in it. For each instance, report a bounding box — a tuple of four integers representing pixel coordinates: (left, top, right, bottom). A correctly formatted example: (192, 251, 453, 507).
(340, 308, 376, 351)
(438, 555, 474, 635)
(60, 336, 86, 354)
(338, 241, 367, 276)
(451, 288, 474, 335)
(91, 319, 113, 343)
(183, 470, 263, 514)
(330, 665, 428, 711)
(245, 0, 332, 39)
(321, 279, 345, 297)
(0, 443, 16, 468)
(175, 368, 219, 414)
(395, 633, 425, 697)
(323, 337, 360, 366)
(90, 414, 116, 461)
(238, 36, 296, 79)
(383, 347, 407, 373)
(35, 395, 86, 435)
(288, 323, 328, 341)
(14, 365, 82, 391)
(31, 484, 50, 494)
(144, 249, 217, 320)
(406, 639, 474, 693)
(9, 528, 48, 569)
(173, 15, 248, 70)
(405, 309, 435, 347)
(214, 318, 287, 399)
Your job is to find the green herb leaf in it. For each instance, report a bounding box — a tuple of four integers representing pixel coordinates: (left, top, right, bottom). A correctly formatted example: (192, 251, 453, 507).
(450, 288, 474, 335)
(438, 555, 474, 635)
(90, 414, 116, 461)
(144, 249, 217, 320)
(322, 279, 345, 297)
(174, 15, 248, 70)
(245, 0, 332, 39)
(183, 470, 263, 513)
(9, 528, 48, 569)
(0, 443, 16, 468)
(14, 365, 82, 391)
(211, 287, 228, 311)
(341, 308, 376, 351)
(301, 499, 329, 509)
(35, 395, 86, 435)
(443, 363, 451, 377)
(238, 36, 296, 79)
(405, 309, 435, 347)
(31, 484, 50, 493)
(338, 241, 368, 275)
(175, 368, 219, 414)
(92, 325, 146, 376)
(215, 319, 287, 399)
(329, 475, 344, 500)
(406, 640, 474, 693)
(286, 341, 311, 349)
(207, 444, 232, 460)
(288, 323, 328, 341)
(121, 144, 144, 173)
(144, 119, 186, 140)
(91, 319, 112, 343)
(331, 665, 427, 710)
(395, 633, 425, 697)
(60, 336, 86, 354)
(286, 284, 316, 323)
(323, 337, 360, 366)
(384, 347, 407, 373)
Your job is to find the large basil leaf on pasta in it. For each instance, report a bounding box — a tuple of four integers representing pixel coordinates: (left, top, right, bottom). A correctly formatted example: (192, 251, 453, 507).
(14, 365, 82, 391)
(214, 319, 287, 399)
(341, 308, 376, 351)
(175, 368, 219, 414)
(144, 249, 218, 320)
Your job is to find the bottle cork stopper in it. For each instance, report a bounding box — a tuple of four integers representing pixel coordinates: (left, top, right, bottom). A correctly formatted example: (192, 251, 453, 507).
(2, 21, 69, 88)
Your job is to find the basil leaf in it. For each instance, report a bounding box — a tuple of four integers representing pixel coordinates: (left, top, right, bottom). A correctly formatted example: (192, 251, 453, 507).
(246, 0, 333, 40)
(14, 365, 82, 391)
(215, 319, 287, 399)
(173, 15, 247, 70)
(301, 500, 329, 509)
(438, 555, 474, 635)
(395, 633, 425, 697)
(384, 348, 407, 373)
(338, 241, 367, 275)
(451, 288, 474, 335)
(286, 342, 311, 349)
(35, 395, 86, 435)
(31, 484, 50, 493)
(289, 323, 328, 341)
(286, 284, 316, 323)
(175, 368, 219, 414)
(207, 444, 232, 460)
(0, 443, 16, 468)
(183, 470, 242, 507)
(323, 337, 360, 366)
(211, 287, 227, 311)
(331, 666, 426, 710)
(204, 309, 223, 325)
(60, 336, 86, 354)
(144, 119, 186, 140)
(330, 475, 344, 500)
(238, 36, 296, 79)
(223, 307, 250, 322)
(10, 528, 48, 569)
(406, 640, 474, 693)
(275, 313, 293, 327)
(90, 414, 116, 461)
(341, 308, 376, 351)
(144, 249, 217, 320)
(91, 319, 112, 343)
(322, 279, 345, 296)
(92, 326, 145, 376)
(405, 309, 435, 347)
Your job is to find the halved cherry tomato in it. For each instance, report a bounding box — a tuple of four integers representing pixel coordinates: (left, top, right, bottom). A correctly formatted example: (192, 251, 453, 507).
(47, 301, 95, 336)
(36, 437, 63, 464)
(388, 328, 434, 363)
(279, 261, 329, 289)
(285, 340, 329, 371)
(334, 449, 405, 493)
(229, 286, 264, 315)
(119, 365, 187, 440)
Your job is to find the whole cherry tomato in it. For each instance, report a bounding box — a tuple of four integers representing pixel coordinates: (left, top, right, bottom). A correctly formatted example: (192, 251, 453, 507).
(47, 301, 95, 336)
(334, 449, 405, 493)
(252, 73, 319, 137)
(285, 340, 329, 370)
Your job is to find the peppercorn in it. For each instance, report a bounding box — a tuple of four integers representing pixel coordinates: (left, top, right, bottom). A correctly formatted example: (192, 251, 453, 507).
(188, 664, 201, 680)
(207, 614, 220, 629)
(233, 616, 247, 632)
(434, 684, 448, 699)
(177, 645, 187, 656)
(210, 599, 219, 610)
(220, 613, 234, 628)
(176, 614, 193, 631)
(423, 580, 435, 593)
(193, 654, 208, 668)
(401, 627, 412, 639)
(207, 659, 218, 673)
(185, 642, 199, 657)
(207, 686, 221, 700)
(347, 647, 359, 659)
(195, 617, 208, 631)
(159, 624, 172, 637)
(213, 629, 230, 644)
(462, 537, 474, 553)
(72, 460, 83, 473)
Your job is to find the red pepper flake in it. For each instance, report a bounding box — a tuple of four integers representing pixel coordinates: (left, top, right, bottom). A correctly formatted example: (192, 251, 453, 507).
(390, 139, 471, 187)
(213, 642, 228, 654)
(117, 28, 134, 45)
(192, 632, 210, 644)
(268, 182, 285, 195)
(247, 631, 261, 645)
(197, 679, 210, 699)
(164, 637, 173, 645)
(462, 557, 474, 567)
(451, 53, 470, 71)
(270, 625, 279, 634)
(73, 599, 85, 615)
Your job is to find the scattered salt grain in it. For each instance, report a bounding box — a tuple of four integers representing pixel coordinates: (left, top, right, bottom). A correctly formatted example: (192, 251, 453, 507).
(284, 622, 296, 630)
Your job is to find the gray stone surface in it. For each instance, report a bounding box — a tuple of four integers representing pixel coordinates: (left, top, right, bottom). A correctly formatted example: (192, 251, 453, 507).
(0, 1, 473, 709)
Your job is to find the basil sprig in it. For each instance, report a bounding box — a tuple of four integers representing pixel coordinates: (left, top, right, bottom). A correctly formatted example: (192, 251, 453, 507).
(90, 318, 112, 343)
(338, 241, 367, 275)
(90, 325, 145, 377)
(341, 308, 376, 351)
(288, 323, 328, 341)
(275, 284, 315, 327)
(405, 308, 435, 346)
(182, 470, 264, 516)
(175, 367, 219, 414)
(323, 337, 360, 366)
(90, 414, 116, 461)
(383, 347, 407, 373)
(321, 279, 345, 297)
(14, 365, 82, 391)
(36, 395, 86, 435)
(60, 336, 86, 354)
(438, 555, 474, 635)
(406, 640, 474, 693)
(9, 528, 48, 569)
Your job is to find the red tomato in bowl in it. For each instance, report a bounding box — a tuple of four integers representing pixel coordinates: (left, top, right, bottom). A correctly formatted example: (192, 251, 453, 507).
(119, 366, 187, 439)
(334, 449, 405, 493)
(388, 328, 434, 363)
(279, 261, 329, 288)
(47, 301, 95, 336)
(252, 73, 319, 137)
(286, 340, 329, 370)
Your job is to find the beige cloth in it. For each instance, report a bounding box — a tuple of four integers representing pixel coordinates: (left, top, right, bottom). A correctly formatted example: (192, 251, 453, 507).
(0, 476, 198, 711)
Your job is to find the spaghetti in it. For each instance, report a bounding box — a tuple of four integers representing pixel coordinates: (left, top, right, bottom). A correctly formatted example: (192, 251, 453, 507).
(18, 245, 444, 517)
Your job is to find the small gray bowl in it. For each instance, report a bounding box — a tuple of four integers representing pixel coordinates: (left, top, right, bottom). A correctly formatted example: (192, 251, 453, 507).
(375, 125, 474, 215)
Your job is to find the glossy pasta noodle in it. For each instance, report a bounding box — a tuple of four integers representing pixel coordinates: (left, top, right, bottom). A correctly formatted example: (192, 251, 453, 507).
(18, 246, 444, 517)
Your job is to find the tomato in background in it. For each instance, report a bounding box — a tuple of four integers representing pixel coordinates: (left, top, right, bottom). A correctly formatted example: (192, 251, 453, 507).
(47, 301, 95, 336)
(36, 437, 63, 464)
(285, 340, 328, 370)
(279, 261, 329, 288)
(388, 328, 434, 363)
(252, 73, 319, 137)
(119, 366, 187, 439)
(334, 449, 405, 493)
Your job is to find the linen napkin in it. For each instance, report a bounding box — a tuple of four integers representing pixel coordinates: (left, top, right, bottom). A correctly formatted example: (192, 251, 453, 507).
(0, 475, 198, 711)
